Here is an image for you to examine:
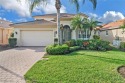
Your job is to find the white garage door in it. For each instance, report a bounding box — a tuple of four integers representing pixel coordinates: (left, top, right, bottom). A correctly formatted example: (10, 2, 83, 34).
(21, 30, 54, 46)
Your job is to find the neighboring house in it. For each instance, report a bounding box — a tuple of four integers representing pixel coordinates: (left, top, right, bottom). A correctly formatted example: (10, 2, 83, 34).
(0, 20, 13, 45)
(99, 19, 125, 43)
(11, 13, 92, 46)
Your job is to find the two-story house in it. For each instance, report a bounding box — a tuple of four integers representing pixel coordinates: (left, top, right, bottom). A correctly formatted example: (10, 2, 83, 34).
(11, 13, 90, 46)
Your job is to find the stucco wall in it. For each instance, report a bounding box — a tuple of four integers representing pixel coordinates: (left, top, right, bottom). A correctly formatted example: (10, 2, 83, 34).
(100, 28, 125, 43)
(0, 28, 13, 45)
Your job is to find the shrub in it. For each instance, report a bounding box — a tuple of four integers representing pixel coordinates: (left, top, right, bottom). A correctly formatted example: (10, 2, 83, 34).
(46, 44, 69, 55)
(70, 39, 76, 46)
(65, 39, 76, 47)
(83, 41, 89, 47)
(87, 39, 111, 51)
(120, 42, 125, 51)
(8, 38, 17, 47)
(93, 35, 100, 40)
(65, 41, 71, 47)
(69, 46, 80, 52)
(76, 39, 83, 47)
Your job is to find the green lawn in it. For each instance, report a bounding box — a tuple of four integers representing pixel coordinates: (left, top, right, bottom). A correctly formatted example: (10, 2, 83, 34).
(25, 50, 125, 83)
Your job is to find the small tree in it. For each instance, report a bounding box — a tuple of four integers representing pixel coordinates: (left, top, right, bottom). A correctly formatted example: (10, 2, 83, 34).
(71, 15, 84, 32)
(84, 18, 101, 38)
(119, 22, 125, 34)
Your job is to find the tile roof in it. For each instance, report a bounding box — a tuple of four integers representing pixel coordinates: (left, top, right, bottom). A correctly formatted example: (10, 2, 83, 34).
(101, 19, 125, 30)
(0, 19, 12, 28)
(10, 19, 56, 26)
(33, 13, 88, 18)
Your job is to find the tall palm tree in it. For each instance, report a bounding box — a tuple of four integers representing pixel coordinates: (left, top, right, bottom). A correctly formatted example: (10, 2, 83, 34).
(17, 0, 97, 44)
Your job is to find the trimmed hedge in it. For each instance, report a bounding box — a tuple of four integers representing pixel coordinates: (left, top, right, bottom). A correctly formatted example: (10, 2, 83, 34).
(46, 39, 112, 55)
(46, 44, 69, 55)
(8, 38, 17, 48)
(69, 46, 80, 52)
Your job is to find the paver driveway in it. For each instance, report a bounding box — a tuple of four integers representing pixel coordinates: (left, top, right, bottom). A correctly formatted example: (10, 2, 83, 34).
(0, 47, 45, 83)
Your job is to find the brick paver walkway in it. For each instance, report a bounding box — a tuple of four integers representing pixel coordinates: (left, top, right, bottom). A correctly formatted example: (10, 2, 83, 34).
(0, 47, 45, 83)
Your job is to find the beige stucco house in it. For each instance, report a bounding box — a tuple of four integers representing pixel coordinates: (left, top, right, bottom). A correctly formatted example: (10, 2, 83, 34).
(0, 20, 13, 45)
(99, 19, 125, 44)
(11, 13, 94, 46)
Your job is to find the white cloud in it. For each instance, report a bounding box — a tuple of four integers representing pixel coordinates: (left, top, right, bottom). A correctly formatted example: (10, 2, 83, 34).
(88, 13, 98, 18)
(88, 11, 125, 24)
(98, 11, 125, 23)
(34, 0, 66, 14)
(0, 0, 30, 17)
(0, 0, 66, 17)
(0, 17, 12, 22)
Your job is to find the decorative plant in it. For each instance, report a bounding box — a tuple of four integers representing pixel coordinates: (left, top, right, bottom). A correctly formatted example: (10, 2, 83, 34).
(8, 38, 17, 48)
(119, 21, 125, 34)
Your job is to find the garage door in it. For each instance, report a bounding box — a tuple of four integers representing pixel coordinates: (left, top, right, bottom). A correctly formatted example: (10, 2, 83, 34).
(21, 30, 54, 46)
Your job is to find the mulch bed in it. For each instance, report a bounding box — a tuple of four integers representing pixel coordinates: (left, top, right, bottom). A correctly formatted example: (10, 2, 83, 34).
(117, 66, 125, 78)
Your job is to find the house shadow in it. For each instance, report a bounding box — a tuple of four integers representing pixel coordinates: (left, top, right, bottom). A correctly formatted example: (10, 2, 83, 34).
(0, 65, 24, 80)
(13, 46, 45, 52)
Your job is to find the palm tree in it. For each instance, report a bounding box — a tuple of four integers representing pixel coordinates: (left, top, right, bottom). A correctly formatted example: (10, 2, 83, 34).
(17, 0, 97, 44)
(71, 15, 85, 37)
(119, 21, 125, 34)
(85, 18, 101, 37)
(71, 15, 91, 39)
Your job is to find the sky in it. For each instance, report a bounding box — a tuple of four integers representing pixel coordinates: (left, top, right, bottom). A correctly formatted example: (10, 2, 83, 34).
(0, 0, 125, 24)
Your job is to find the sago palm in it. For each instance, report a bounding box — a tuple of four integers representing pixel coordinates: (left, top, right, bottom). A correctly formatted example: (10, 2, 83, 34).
(17, 0, 97, 44)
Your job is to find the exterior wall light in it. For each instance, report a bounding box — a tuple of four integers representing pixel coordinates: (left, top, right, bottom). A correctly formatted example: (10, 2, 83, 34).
(15, 32, 18, 34)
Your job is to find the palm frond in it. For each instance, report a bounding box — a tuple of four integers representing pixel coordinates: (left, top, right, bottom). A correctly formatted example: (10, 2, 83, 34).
(30, 0, 47, 13)
(69, 0, 79, 11)
(71, 15, 84, 30)
(89, 0, 97, 9)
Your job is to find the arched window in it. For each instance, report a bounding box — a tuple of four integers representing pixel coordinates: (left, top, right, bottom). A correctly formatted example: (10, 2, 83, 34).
(62, 25, 71, 42)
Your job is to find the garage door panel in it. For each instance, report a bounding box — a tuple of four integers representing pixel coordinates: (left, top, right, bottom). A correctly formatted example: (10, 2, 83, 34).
(21, 31, 54, 46)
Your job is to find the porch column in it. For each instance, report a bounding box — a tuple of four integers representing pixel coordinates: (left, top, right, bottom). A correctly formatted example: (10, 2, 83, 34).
(71, 30, 77, 40)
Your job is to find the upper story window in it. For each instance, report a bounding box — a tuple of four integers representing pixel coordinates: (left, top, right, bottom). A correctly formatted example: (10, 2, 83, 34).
(106, 30, 108, 36)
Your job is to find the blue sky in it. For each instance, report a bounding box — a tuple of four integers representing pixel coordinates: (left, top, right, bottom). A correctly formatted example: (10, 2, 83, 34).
(0, 0, 125, 24)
